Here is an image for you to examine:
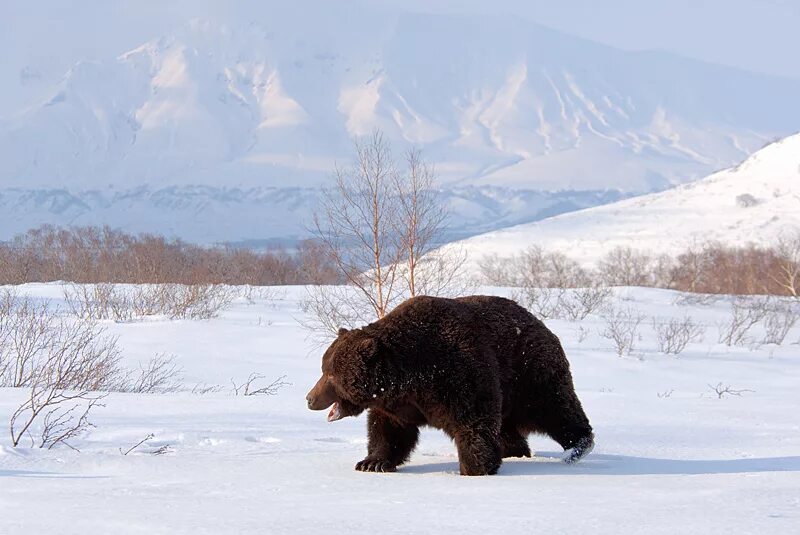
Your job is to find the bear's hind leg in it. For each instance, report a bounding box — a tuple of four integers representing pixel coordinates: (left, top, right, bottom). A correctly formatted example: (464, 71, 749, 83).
(355, 409, 419, 473)
(528, 387, 594, 464)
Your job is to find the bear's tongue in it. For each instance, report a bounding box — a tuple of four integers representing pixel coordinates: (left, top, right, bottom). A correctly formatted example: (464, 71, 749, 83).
(327, 402, 343, 422)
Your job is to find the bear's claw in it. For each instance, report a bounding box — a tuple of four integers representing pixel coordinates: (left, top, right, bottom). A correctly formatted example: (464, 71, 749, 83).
(355, 458, 397, 473)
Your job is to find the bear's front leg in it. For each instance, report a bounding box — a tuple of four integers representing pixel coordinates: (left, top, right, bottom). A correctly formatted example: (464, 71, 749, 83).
(454, 423, 502, 476)
(355, 409, 419, 473)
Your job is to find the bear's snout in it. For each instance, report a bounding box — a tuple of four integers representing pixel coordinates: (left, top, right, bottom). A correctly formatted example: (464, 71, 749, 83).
(306, 375, 337, 411)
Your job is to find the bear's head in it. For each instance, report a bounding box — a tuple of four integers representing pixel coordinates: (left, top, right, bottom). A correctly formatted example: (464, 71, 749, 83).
(306, 327, 390, 422)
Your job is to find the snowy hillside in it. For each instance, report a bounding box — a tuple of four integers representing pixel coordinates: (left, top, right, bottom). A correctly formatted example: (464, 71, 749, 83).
(1, 284, 798, 533)
(3, 3, 800, 241)
(456, 133, 800, 267)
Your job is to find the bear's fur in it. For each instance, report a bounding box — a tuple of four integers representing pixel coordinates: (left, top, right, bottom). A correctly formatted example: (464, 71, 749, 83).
(306, 295, 594, 475)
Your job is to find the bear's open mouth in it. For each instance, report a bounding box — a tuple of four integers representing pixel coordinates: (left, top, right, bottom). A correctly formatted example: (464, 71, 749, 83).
(327, 402, 343, 422)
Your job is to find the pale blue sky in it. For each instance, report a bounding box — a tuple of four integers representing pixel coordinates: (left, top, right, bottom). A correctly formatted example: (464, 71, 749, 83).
(376, 0, 800, 80)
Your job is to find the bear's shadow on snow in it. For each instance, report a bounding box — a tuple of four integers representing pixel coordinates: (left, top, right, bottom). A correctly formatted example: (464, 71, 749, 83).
(402, 452, 800, 477)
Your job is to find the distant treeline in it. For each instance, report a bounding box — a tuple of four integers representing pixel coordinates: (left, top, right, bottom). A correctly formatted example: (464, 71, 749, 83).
(2, 225, 799, 297)
(0, 225, 342, 285)
(480, 237, 800, 297)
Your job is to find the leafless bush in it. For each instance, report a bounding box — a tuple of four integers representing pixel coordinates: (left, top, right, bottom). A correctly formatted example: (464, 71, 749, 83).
(164, 284, 236, 320)
(10, 387, 106, 450)
(760, 300, 799, 345)
(707, 382, 753, 399)
(191, 382, 226, 395)
(511, 286, 565, 319)
(1, 293, 126, 449)
(600, 305, 647, 358)
(63, 283, 236, 322)
(657, 389, 674, 398)
(121, 354, 183, 394)
(230, 373, 290, 396)
(558, 285, 613, 320)
(1, 295, 123, 390)
(654, 315, 706, 354)
(717, 296, 770, 346)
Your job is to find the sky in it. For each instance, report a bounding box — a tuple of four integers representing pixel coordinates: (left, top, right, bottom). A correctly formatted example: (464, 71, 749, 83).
(377, 0, 800, 80)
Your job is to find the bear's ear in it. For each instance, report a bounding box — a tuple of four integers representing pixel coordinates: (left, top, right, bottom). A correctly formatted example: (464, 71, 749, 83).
(337, 327, 349, 336)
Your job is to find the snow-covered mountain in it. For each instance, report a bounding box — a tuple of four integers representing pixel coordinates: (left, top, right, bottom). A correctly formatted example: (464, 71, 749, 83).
(455, 133, 800, 267)
(3, 3, 800, 241)
(0, 185, 624, 244)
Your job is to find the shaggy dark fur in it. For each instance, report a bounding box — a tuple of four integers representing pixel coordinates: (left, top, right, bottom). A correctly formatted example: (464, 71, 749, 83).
(306, 295, 594, 476)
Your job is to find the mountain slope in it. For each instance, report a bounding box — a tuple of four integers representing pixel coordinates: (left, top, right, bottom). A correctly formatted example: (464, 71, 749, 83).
(2, 9, 800, 194)
(455, 133, 800, 267)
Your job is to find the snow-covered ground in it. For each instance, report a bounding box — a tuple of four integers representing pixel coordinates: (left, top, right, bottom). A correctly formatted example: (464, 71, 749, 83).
(1, 284, 799, 534)
(456, 132, 800, 269)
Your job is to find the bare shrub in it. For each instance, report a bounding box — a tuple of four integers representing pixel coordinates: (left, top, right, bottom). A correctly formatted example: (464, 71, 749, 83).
(63, 283, 236, 322)
(1, 293, 126, 449)
(231, 373, 290, 396)
(716, 297, 770, 346)
(653, 315, 706, 355)
(558, 285, 613, 321)
(707, 382, 753, 399)
(511, 286, 565, 319)
(760, 300, 799, 345)
(164, 284, 236, 320)
(122, 354, 183, 394)
(10, 387, 106, 450)
(657, 389, 674, 398)
(600, 305, 647, 358)
(1, 295, 122, 390)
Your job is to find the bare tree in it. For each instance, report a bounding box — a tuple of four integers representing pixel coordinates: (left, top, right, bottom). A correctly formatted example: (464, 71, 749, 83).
(394, 148, 446, 297)
(598, 246, 654, 287)
(773, 231, 800, 298)
(307, 130, 464, 338)
(313, 131, 403, 321)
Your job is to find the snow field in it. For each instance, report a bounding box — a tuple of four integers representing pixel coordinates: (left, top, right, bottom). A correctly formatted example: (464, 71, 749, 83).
(0, 284, 798, 534)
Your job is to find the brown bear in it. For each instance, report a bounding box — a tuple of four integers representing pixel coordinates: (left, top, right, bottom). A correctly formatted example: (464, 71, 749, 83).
(306, 295, 594, 476)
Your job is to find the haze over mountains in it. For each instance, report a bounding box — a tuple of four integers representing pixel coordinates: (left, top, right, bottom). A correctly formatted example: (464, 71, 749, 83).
(2, 2, 800, 242)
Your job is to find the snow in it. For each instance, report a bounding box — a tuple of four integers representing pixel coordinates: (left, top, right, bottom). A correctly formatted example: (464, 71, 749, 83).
(456, 133, 800, 268)
(1, 284, 799, 533)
